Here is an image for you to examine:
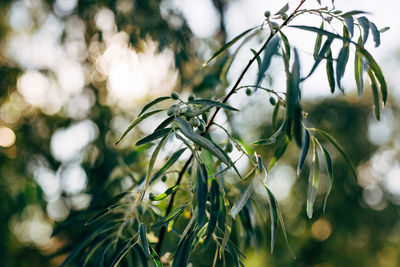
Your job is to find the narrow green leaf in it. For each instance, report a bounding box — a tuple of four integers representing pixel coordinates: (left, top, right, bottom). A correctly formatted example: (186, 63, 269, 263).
(370, 22, 380, 47)
(203, 27, 257, 66)
(306, 139, 319, 219)
(256, 35, 280, 88)
(357, 16, 370, 45)
(326, 48, 336, 93)
(269, 136, 290, 169)
(279, 30, 291, 60)
(226, 242, 239, 267)
(251, 137, 276, 145)
(318, 144, 333, 212)
(136, 128, 172, 146)
(151, 148, 186, 182)
(354, 38, 364, 97)
(134, 244, 150, 267)
(367, 68, 381, 120)
(150, 247, 163, 267)
(230, 181, 254, 219)
(250, 48, 262, 71)
(152, 205, 185, 228)
(197, 163, 209, 225)
(172, 230, 195, 267)
(145, 136, 169, 191)
(341, 10, 368, 17)
(266, 187, 278, 252)
(287, 49, 302, 147)
(379, 27, 390, 33)
(139, 96, 171, 117)
(336, 32, 350, 91)
(116, 109, 163, 145)
(272, 102, 280, 129)
(204, 179, 220, 245)
(110, 238, 137, 267)
(275, 3, 289, 15)
(154, 116, 175, 132)
(85, 204, 123, 226)
(297, 129, 310, 176)
(309, 128, 358, 180)
(188, 99, 239, 111)
(304, 38, 333, 80)
(139, 224, 150, 257)
(343, 15, 354, 37)
(313, 22, 324, 60)
(150, 185, 179, 201)
(175, 117, 230, 166)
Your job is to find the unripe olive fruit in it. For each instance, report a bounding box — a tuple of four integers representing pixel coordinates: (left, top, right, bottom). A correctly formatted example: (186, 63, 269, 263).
(188, 94, 195, 101)
(264, 11, 271, 17)
(192, 118, 200, 127)
(171, 92, 180, 100)
(161, 175, 167, 182)
(225, 142, 233, 153)
(167, 109, 175, 116)
(281, 13, 288, 20)
(269, 97, 276, 105)
(246, 88, 252, 96)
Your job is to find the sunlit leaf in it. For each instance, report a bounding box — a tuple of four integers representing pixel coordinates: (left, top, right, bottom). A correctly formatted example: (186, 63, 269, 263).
(367, 68, 381, 120)
(116, 109, 163, 145)
(150, 185, 180, 201)
(306, 139, 319, 219)
(150, 247, 163, 267)
(256, 35, 280, 88)
(203, 27, 257, 66)
(188, 99, 239, 111)
(230, 181, 254, 219)
(138, 96, 171, 117)
(297, 129, 310, 176)
(152, 205, 185, 228)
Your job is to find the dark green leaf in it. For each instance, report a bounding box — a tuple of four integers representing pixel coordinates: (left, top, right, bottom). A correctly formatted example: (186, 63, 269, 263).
(326, 48, 336, 93)
(150, 185, 179, 201)
(144, 136, 169, 191)
(304, 38, 333, 80)
(367, 68, 381, 120)
(172, 230, 195, 267)
(379, 26, 390, 33)
(226, 242, 239, 267)
(343, 15, 354, 37)
(116, 109, 163, 145)
(269, 135, 290, 169)
(272, 102, 280, 129)
(297, 129, 310, 176)
(341, 10, 368, 17)
(188, 99, 239, 111)
(354, 38, 364, 97)
(256, 35, 280, 88)
(336, 33, 350, 91)
(85, 204, 123, 226)
(136, 128, 172, 146)
(306, 140, 319, 219)
(154, 116, 175, 132)
(139, 223, 150, 257)
(110, 238, 137, 267)
(287, 49, 302, 147)
(250, 48, 262, 71)
(204, 179, 220, 245)
(266, 187, 278, 252)
(138, 96, 171, 117)
(279, 30, 291, 60)
(230, 181, 254, 219)
(152, 205, 185, 228)
(197, 163, 209, 225)
(133, 245, 149, 267)
(150, 247, 163, 267)
(151, 148, 187, 182)
(370, 22, 380, 47)
(175, 117, 230, 166)
(357, 16, 370, 45)
(203, 27, 257, 66)
(313, 22, 324, 60)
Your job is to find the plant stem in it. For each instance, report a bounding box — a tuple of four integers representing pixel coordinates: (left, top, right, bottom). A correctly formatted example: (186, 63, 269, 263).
(155, 0, 308, 255)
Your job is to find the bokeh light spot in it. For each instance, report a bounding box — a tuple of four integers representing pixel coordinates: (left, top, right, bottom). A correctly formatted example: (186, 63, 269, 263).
(311, 219, 332, 241)
(0, 127, 16, 147)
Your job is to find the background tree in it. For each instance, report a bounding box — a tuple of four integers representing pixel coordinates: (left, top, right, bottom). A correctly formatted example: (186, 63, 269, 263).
(0, 0, 399, 266)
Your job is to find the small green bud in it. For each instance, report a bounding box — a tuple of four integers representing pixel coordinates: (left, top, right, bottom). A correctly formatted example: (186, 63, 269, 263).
(188, 94, 195, 101)
(171, 91, 180, 100)
(269, 97, 276, 105)
(281, 13, 288, 20)
(225, 142, 233, 153)
(192, 118, 200, 127)
(246, 88, 252, 96)
(167, 109, 175, 116)
(186, 106, 193, 114)
(264, 11, 270, 17)
(161, 175, 167, 182)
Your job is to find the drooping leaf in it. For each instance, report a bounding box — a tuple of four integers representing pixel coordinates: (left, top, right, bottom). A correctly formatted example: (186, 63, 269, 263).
(116, 109, 163, 145)
(197, 163, 209, 225)
(152, 205, 186, 228)
(304, 38, 333, 80)
(279, 30, 291, 60)
(150, 185, 180, 201)
(85, 204, 124, 226)
(309, 128, 358, 180)
(306, 139, 319, 219)
(144, 135, 169, 192)
(138, 96, 171, 116)
(336, 30, 350, 90)
(266, 187, 278, 252)
(188, 99, 239, 111)
(250, 48, 262, 71)
(341, 10, 368, 17)
(272, 102, 280, 129)
(287, 49, 302, 147)
(110, 238, 137, 267)
(354, 38, 364, 97)
(313, 22, 324, 60)
(379, 27, 390, 33)
(204, 179, 220, 245)
(370, 22, 380, 47)
(357, 16, 370, 45)
(230, 181, 254, 219)
(150, 247, 163, 267)
(226, 242, 240, 267)
(136, 128, 172, 146)
(134, 244, 149, 267)
(367, 68, 381, 120)
(154, 116, 175, 132)
(297, 129, 310, 176)
(326, 48, 336, 93)
(256, 35, 280, 88)
(151, 148, 186, 182)
(139, 223, 150, 257)
(343, 15, 354, 37)
(172, 230, 195, 267)
(203, 26, 257, 66)
(318, 143, 333, 212)
(175, 117, 230, 166)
